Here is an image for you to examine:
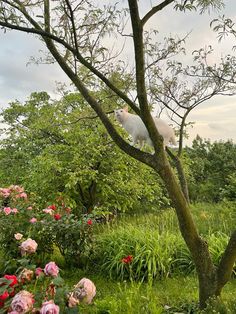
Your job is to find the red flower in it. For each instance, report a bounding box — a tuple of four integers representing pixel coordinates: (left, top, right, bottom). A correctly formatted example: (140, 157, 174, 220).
(0, 290, 9, 301)
(87, 219, 93, 225)
(48, 204, 57, 210)
(54, 214, 61, 220)
(121, 255, 133, 264)
(3, 275, 18, 287)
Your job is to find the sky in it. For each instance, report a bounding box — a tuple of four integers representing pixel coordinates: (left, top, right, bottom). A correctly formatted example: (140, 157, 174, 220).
(0, 0, 236, 146)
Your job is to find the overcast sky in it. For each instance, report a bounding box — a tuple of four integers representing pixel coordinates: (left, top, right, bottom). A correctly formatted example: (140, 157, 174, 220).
(0, 0, 236, 145)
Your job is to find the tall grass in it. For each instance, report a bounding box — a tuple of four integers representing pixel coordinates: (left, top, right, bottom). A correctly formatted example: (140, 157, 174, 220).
(92, 203, 236, 281)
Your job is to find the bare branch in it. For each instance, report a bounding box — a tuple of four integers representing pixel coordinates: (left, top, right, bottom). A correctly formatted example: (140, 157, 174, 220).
(142, 0, 175, 26)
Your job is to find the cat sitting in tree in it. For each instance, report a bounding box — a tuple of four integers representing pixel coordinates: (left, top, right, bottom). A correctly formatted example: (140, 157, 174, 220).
(114, 107, 177, 148)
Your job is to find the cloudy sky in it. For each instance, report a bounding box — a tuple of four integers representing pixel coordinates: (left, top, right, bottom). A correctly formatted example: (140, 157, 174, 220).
(0, 0, 236, 145)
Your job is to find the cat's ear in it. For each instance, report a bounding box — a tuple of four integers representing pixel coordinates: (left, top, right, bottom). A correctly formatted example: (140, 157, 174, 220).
(124, 106, 128, 112)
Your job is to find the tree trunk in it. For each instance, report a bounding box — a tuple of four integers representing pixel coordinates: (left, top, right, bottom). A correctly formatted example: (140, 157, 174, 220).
(166, 148, 190, 203)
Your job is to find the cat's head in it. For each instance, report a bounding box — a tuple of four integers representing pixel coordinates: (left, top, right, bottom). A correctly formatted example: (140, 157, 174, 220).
(114, 107, 128, 123)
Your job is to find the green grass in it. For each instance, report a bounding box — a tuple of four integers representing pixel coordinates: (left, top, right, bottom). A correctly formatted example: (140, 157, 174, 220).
(1, 202, 236, 313)
(52, 268, 236, 313)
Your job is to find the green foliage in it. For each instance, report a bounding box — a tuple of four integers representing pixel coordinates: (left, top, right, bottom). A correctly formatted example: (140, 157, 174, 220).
(191, 201, 236, 235)
(92, 207, 236, 280)
(0, 92, 168, 214)
(186, 136, 236, 202)
(0, 186, 95, 269)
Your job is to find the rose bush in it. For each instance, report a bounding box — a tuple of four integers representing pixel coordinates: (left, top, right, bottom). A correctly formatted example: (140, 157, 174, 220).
(0, 186, 95, 268)
(0, 261, 96, 312)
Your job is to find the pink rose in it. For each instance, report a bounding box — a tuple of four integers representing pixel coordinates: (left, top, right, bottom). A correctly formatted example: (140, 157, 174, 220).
(68, 295, 79, 308)
(12, 208, 18, 214)
(44, 262, 59, 277)
(14, 233, 23, 240)
(10, 185, 24, 193)
(15, 192, 27, 199)
(43, 208, 53, 215)
(3, 207, 11, 215)
(0, 188, 11, 198)
(40, 300, 59, 314)
(11, 290, 34, 313)
(18, 268, 34, 283)
(29, 217, 37, 223)
(35, 267, 44, 277)
(20, 238, 38, 255)
(71, 278, 96, 304)
(27, 206, 33, 210)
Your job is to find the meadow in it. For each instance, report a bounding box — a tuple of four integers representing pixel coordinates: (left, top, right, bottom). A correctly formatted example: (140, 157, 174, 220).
(0, 192, 235, 313)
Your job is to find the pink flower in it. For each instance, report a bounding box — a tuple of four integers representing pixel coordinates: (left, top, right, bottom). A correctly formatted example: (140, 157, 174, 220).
(14, 233, 23, 240)
(11, 208, 18, 214)
(40, 300, 59, 314)
(27, 206, 33, 210)
(9, 311, 19, 314)
(3, 207, 12, 215)
(71, 278, 96, 304)
(44, 262, 59, 277)
(54, 214, 61, 221)
(29, 217, 37, 223)
(15, 192, 27, 199)
(87, 219, 93, 226)
(10, 185, 24, 193)
(11, 290, 34, 313)
(35, 268, 44, 278)
(68, 295, 79, 308)
(18, 268, 34, 283)
(0, 188, 11, 198)
(20, 238, 38, 255)
(43, 208, 53, 215)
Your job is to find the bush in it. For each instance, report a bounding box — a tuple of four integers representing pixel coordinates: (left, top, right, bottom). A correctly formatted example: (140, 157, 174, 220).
(0, 186, 95, 269)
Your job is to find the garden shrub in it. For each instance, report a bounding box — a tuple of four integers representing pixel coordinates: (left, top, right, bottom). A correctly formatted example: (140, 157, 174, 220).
(0, 185, 95, 270)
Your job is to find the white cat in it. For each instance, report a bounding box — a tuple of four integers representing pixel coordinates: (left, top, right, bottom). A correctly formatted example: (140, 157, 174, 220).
(114, 107, 177, 148)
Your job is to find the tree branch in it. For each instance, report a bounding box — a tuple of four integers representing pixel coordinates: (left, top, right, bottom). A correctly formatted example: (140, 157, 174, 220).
(141, 0, 175, 26)
(217, 230, 236, 294)
(0, 20, 139, 114)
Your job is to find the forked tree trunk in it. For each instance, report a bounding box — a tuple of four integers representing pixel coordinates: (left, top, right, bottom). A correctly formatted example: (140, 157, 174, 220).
(152, 150, 233, 309)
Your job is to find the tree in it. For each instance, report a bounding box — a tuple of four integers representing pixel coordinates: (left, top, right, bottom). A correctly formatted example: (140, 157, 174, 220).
(0, 0, 236, 308)
(186, 136, 236, 202)
(0, 91, 166, 213)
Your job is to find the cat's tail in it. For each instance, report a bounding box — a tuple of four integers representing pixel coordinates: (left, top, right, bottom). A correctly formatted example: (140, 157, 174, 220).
(169, 135, 177, 146)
